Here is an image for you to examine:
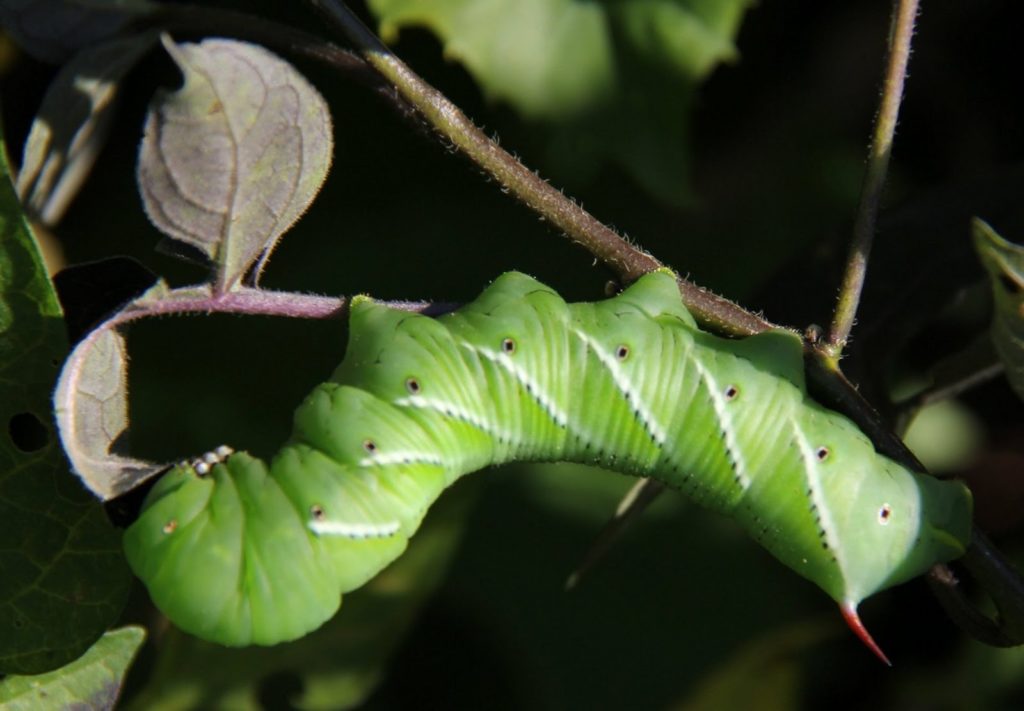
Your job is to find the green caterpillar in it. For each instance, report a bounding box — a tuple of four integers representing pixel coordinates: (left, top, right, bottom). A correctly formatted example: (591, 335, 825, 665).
(974, 218, 1024, 400)
(123, 270, 972, 662)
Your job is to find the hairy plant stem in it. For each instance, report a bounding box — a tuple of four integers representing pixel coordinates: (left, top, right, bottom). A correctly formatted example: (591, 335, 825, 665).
(101, 286, 438, 329)
(827, 0, 919, 360)
(303, 0, 773, 336)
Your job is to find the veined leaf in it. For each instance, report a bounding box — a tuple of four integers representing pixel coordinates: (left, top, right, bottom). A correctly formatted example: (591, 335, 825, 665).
(137, 36, 333, 291)
(52, 291, 163, 501)
(0, 123, 130, 675)
(0, 626, 145, 710)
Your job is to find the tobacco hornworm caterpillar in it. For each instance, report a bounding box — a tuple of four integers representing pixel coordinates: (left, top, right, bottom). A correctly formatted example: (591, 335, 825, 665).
(974, 218, 1024, 400)
(123, 270, 972, 662)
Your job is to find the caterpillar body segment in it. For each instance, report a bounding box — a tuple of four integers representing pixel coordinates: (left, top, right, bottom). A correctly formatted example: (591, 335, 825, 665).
(124, 270, 972, 656)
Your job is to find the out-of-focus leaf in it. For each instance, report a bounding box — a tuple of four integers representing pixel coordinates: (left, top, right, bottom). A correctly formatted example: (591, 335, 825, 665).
(850, 168, 1024, 406)
(367, 0, 754, 205)
(122, 482, 474, 711)
(137, 36, 333, 291)
(0, 626, 145, 710)
(17, 32, 159, 226)
(903, 399, 985, 473)
(671, 619, 835, 711)
(0, 0, 150, 64)
(973, 218, 1024, 400)
(0, 126, 131, 674)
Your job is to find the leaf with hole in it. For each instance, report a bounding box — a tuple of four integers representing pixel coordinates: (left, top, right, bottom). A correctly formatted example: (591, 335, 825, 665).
(0, 135, 130, 675)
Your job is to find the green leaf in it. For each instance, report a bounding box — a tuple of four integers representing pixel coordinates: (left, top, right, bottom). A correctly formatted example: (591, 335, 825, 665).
(0, 125, 131, 674)
(903, 399, 985, 474)
(367, 0, 754, 205)
(973, 217, 1024, 400)
(137, 36, 334, 291)
(0, 626, 145, 710)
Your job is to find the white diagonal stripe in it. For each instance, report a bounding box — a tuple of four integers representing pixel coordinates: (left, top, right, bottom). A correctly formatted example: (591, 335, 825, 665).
(570, 328, 667, 447)
(394, 394, 519, 443)
(689, 354, 751, 490)
(790, 417, 847, 584)
(461, 343, 570, 428)
(308, 519, 400, 538)
(358, 450, 445, 468)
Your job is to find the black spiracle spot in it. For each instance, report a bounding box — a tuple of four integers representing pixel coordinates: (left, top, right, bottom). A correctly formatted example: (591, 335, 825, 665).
(616, 344, 630, 360)
(723, 385, 739, 401)
(502, 337, 516, 354)
(310, 504, 325, 521)
(405, 377, 421, 394)
(878, 504, 893, 525)
(816, 446, 830, 461)
(363, 439, 377, 454)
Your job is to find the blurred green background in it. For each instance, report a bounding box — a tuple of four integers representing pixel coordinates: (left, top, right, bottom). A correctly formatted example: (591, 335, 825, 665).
(5, 0, 1024, 708)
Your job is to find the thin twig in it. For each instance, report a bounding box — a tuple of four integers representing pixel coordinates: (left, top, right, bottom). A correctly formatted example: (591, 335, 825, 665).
(827, 0, 920, 359)
(817, 0, 1024, 642)
(91, 284, 436, 331)
(303, 0, 775, 337)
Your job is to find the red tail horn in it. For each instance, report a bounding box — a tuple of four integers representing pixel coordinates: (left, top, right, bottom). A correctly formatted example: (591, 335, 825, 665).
(840, 603, 892, 666)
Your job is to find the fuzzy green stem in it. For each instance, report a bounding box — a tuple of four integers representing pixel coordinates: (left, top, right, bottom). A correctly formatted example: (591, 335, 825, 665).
(827, 0, 919, 360)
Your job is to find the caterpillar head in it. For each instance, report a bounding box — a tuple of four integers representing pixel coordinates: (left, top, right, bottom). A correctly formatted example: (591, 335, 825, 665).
(828, 462, 972, 664)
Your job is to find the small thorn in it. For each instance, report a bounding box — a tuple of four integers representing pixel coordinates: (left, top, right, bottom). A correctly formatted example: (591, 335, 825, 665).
(840, 603, 892, 666)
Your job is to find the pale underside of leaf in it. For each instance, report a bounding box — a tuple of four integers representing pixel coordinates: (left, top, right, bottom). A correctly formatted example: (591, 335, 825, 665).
(52, 284, 171, 500)
(137, 36, 333, 291)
